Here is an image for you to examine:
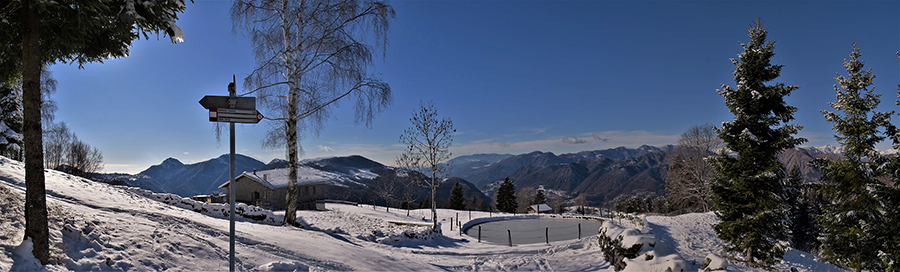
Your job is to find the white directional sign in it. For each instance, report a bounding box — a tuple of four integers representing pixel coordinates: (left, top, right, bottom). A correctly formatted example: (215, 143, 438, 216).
(209, 107, 264, 123)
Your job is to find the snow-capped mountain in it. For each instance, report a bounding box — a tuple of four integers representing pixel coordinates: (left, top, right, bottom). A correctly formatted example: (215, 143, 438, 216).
(445, 153, 513, 179)
(450, 145, 673, 205)
(802, 144, 843, 155)
(137, 154, 267, 197)
(95, 154, 490, 208)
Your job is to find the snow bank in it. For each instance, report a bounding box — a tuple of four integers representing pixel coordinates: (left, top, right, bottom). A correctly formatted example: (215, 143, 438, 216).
(10, 238, 42, 271)
(600, 218, 687, 272)
(123, 187, 280, 225)
(294, 207, 453, 248)
(254, 261, 316, 272)
(703, 253, 727, 271)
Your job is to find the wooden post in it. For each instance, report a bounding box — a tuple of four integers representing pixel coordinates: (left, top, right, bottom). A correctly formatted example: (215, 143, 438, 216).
(450, 217, 453, 231)
(468, 209, 471, 220)
(458, 221, 461, 236)
(507, 229, 512, 247)
(478, 226, 482, 242)
(578, 223, 582, 239)
(545, 227, 549, 244)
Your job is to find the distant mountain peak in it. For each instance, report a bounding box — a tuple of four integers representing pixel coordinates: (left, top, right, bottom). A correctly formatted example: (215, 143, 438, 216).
(161, 157, 184, 166)
(801, 145, 843, 155)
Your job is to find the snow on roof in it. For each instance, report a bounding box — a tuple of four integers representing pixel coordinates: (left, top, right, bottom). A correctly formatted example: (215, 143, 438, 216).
(528, 204, 552, 212)
(218, 167, 337, 189)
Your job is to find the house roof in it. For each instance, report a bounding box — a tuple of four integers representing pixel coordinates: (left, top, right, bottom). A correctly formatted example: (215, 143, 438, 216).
(218, 167, 335, 189)
(528, 204, 552, 212)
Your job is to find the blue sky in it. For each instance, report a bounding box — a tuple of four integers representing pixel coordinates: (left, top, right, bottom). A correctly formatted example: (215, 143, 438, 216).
(48, 0, 899, 174)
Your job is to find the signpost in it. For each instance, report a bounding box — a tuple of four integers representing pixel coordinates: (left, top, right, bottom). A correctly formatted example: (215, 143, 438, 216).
(208, 108, 264, 123)
(199, 76, 261, 272)
(199, 95, 256, 110)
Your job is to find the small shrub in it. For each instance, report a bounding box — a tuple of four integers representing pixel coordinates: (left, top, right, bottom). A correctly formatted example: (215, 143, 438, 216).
(598, 227, 629, 271)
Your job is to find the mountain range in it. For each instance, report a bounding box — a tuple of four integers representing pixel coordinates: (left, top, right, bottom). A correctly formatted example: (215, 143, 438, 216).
(93, 154, 492, 210)
(94, 145, 845, 209)
(444, 145, 842, 205)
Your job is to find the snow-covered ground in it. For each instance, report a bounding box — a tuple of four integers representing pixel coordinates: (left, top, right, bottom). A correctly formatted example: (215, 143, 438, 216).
(0, 156, 844, 271)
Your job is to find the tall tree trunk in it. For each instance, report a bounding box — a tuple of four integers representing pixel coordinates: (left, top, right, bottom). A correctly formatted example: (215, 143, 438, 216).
(431, 171, 437, 232)
(284, 106, 298, 226)
(22, 3, 50, 265)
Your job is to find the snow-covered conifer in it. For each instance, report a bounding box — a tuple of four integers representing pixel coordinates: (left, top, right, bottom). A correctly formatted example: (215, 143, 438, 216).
(874, 51, 900, 271)
(0, 82, 23, 160)
(709, 19, 806, 266)
(783, 166, 819, 254)
(495, 177, 517, 213)
(812, 44, 894, 271)
(448, 182, 465, 210)
(532, 189, 546, 205)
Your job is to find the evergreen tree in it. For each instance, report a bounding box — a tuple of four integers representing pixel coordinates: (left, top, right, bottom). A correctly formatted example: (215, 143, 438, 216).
(878, 51, 900, 271)
(495, 177, 517, 213)
(0, 82, 22, 160)
(784, 166, 819, 253)
(709, 19, 806, 266)
(533, 189, 546, 205)
(0, 1, 188, 264)
(812, 44, 893, 271)
(448, 182, 465, 210)
(880, 159, 900, 270)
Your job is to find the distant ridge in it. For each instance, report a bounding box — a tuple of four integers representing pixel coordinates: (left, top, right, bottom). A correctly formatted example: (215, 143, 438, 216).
(92, 154, 491, 210)
(93, 144, 859, 207)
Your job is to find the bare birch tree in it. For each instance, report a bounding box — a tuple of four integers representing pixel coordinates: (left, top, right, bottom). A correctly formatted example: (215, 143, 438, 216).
(665, 124, 723, 213)
(370, 174, 396, 212)
(398, 101, 454, 231)
(231, 0, 394, 226)
(395, 152, 420, 216)
(66, 135, 103, 179)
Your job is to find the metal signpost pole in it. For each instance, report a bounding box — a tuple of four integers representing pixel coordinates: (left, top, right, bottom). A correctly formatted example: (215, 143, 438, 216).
(199, 76, 261, 272)
(228, 77, 236, 272)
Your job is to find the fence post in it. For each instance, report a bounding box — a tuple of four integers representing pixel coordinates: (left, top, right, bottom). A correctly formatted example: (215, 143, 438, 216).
(508, 229, 512, 247)
(450, 217, 453, 231)
(578, 223, 582, 239)
(478, 226, 482, 242)
(545, 227, 549, 244)
(458, 221, 461, 236)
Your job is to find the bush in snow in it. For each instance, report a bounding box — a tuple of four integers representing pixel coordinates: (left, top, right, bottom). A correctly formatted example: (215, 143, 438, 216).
(377, 226, 444, 247)
(598, 226, 642, 271)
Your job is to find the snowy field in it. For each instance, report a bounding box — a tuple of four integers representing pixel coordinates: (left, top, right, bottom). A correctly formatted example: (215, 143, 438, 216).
(0, 156, 845, 271)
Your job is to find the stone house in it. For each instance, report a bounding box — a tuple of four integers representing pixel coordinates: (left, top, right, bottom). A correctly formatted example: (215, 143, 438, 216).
(527, 203, 553, 214)
(218, 168, 328, 211)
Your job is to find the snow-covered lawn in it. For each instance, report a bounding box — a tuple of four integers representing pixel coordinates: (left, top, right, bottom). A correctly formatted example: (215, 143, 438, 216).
(0, 157, 843, 271)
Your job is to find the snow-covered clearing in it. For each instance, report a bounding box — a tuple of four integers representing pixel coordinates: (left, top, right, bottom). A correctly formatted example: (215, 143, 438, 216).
(0, 156, 843, 271)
